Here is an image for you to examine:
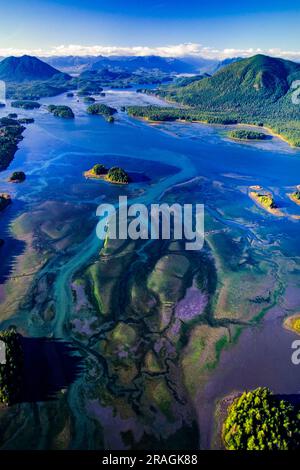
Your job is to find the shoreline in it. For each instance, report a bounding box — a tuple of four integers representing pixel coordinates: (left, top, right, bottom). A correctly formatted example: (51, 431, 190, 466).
(284, 313, 300, 336)
(249, 190, 285, 217)
(83, 170, 129, 185)
(130, 92, 298, 148)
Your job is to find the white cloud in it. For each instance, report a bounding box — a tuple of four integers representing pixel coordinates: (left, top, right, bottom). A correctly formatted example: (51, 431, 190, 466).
(0, 42, 300, 61)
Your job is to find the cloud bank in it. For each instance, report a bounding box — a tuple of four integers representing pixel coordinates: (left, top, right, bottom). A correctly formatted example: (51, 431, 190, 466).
(1, 43, 300, 61)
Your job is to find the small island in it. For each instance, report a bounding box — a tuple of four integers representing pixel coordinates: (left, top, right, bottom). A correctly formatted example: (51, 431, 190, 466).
(84, 164, 130, 184)
(0, 193, 11, 211)
(86, 103, 117, 122)
(11, 100, 41, 110)
(47, 104, 74, 119)
(0, 329, 24, 405)
(284, 313, 300, 335)
(8, 171, 26, 183)
(7, 113, 18, 119)
(288, 190, 300, 206)
(228, 129, 267, 141)
(83, 96, 95, 103)
(66, 92, 74, 97)
(249, 189, 284, 216)
(18, 117, 34, 124)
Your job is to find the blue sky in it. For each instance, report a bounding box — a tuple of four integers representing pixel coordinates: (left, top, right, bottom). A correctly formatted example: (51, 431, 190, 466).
(0, 0, 300, 58)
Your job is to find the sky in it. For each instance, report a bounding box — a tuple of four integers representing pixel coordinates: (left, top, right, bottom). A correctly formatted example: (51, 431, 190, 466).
(0, 0, 300, 59)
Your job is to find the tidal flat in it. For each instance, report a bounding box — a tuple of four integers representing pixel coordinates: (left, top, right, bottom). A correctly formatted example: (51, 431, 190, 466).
(0, 89, 300, 449)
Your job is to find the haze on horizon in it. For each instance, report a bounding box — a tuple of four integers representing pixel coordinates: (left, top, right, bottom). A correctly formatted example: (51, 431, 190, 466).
(0, 0, 299, 60)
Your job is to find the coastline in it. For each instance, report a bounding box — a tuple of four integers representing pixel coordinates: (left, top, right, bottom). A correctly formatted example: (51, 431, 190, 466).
(248, 190, 285, 217)
(284, 313, 300, 336)
(83, 170, 129, 185)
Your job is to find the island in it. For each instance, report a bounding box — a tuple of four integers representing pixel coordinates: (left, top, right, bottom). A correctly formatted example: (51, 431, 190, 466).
(284, 313, 300, 335)
(288, 189, 300, 206)
(84, 164, 130, 184)
(0, 118, 26, 170)
(18, 117, 34, 124)
(227, 129, 267, 141)
(83, 96, 96, 103)
(86, 103, 117, 121)
(249, 189, 284, 216)
(11, 100, 41, 110)
(47, 104, 74, 119)
(7, 113, 18, 119)
(0, 193, 12, 211)
(66, 92, 74, 97)
(8, 171, 26, 183)
(222, 387, 300, 450)
(0, 329, 24, 405)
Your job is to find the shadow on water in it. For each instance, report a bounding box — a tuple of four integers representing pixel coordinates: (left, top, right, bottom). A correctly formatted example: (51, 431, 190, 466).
(17, 337, 84, 403)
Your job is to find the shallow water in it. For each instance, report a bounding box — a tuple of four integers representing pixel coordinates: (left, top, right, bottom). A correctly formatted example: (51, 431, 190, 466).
(1, 89, 300, 449)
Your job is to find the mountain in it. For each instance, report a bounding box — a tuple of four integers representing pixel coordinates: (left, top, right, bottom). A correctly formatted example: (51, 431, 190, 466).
(162, 54, 300, 116)
(42, 55, 100, 73)
(91, 55, 197, 74)
(0, 55, 68, 82)
(212, 57, 242, 73)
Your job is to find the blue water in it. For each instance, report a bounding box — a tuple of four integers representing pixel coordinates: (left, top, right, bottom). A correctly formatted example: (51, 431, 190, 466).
(1, 89, 300, 449)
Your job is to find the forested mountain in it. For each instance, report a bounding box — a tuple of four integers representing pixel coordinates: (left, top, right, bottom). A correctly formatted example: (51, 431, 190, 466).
(0, 55, 69, 82)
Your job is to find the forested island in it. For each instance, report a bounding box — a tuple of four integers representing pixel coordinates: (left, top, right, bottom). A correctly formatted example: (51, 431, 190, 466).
(227, 129, 267, 141)
(222, 387, 300, 450)
(8, 171, 26, 183)
(0, 329, 24, 405)
(47, 104, 74, 118)
(289, 190, 300, 205)
(86, 103, 117, 121)
(11, 100, 41, 110)
(0, 117, 26, 170)
(249, 190, 284, 216)
(84, 163, 130, 184)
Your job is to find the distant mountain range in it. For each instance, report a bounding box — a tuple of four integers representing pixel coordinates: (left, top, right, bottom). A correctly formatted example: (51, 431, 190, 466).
(0, 55, 68, 82)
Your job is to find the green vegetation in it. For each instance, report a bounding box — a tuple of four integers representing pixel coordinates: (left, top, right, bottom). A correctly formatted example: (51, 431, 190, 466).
(0, 193, 11, 211)
(9, 171, 26, 182)
(228, 129, 267, 140)
(91, 164, 108, 176)
(107, 166, 130, 184)
(87, 103, 117, 117)
(11, 100, 41, 110)
(137, 55, 300, 146)
(291, 191, 300, 201)
(0, 118, 25, 170)
(0, 329, 24, 405)
(107, 115, 115, 123)
(127, 105, 238, 124)
(255, 193, 277, 209)
(222, 387, 300, 450)
(47, 104, 74, 119)
(18, 117, 34, 124)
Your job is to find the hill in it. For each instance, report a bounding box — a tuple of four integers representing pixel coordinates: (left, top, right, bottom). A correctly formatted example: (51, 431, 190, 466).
(163, 55, 300, 113)
(0, 55, 69, 82)
(136, 54, 300, 146)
